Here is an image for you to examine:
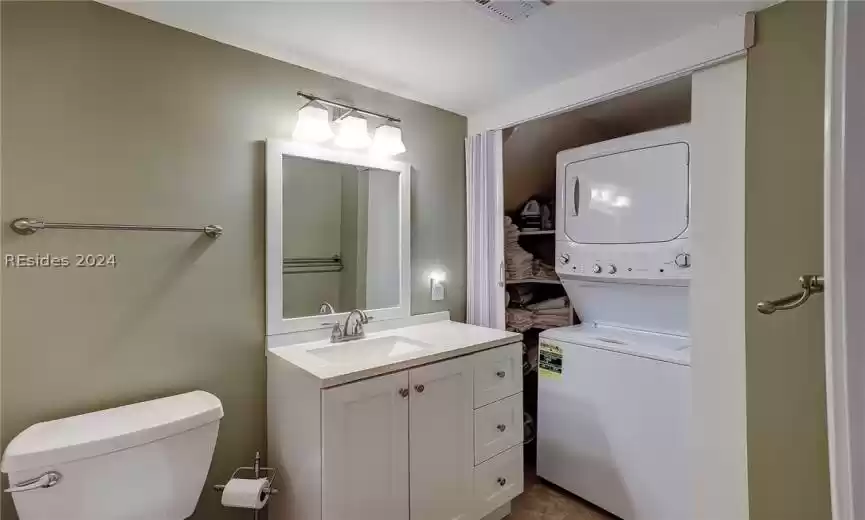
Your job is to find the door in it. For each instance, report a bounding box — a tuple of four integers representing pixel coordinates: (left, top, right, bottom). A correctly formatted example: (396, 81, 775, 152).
(409, 356, 475, 520)
(744, 2, 830, 519)
(321, 371, 409, 520)
(562, 136, 689, 244)
(825, 2, 864, 519)
(466, 130, 506, 329)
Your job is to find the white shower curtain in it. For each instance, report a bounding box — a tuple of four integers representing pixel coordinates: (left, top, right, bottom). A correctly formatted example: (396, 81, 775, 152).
(465, 131, 505, 329)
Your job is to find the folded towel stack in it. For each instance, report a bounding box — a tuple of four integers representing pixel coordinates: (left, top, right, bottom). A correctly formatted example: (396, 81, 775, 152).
(527, 296, 568, 311)
(506, 296, 571, 332)
(532, 308, 571, 329)
(506, 307, 534, 332)
(532, 260, 558, 280)
(504, 217, 533, 280)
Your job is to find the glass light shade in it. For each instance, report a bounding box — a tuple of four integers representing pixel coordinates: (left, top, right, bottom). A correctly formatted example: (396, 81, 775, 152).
(334, 115, 372, 149)
(292, 104, 334, 143)
(371, 124, 406, 156)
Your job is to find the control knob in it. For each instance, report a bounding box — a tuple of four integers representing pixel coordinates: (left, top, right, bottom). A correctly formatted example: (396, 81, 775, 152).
(675, 253, 691, 268)
(591, 264, 602, 274)
(607, 265, 617, 274)
(559, 253, 570, 265)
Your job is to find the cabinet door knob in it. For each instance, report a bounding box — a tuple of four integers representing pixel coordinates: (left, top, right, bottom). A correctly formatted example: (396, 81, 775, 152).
(496, 424, 507, 432)
(398, 388, 409, 398)
(496, 370, 506, 378)
(496, 477, 507, 487)
(414, 384, 425, 393)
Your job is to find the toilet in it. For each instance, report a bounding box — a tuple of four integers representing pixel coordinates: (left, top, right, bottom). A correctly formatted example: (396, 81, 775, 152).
(1, 391, 223, 520)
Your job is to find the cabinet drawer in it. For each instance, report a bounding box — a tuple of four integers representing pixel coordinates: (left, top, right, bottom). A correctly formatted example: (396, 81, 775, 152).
(473, 444, 524, 519)
(473, 343, 522, 408)
(474, 393, 523, 465)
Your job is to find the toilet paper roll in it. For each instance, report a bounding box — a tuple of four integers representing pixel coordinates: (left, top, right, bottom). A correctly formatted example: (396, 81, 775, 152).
(220, 477, 270, 510)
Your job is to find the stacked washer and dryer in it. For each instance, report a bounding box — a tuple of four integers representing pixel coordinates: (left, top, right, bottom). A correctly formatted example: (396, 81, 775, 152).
(537, 124, 692, 520)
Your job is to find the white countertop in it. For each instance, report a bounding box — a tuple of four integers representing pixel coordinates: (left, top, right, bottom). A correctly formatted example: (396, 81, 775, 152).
(268, 320, 522, 387)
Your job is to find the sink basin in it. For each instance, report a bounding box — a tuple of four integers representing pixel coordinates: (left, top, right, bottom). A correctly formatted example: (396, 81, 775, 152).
(306, 335, 433, 365)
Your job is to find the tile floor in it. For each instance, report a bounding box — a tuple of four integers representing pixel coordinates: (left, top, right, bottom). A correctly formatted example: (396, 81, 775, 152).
(510, 471, 618, 520)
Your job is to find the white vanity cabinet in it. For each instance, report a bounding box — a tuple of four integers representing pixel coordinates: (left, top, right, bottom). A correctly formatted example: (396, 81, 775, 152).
(268, 337, 524, 520)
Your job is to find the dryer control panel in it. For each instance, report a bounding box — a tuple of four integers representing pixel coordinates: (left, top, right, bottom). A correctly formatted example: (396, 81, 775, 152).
(555, 239, 691, 283)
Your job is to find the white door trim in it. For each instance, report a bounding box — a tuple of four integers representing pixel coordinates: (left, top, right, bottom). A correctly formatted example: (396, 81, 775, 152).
(824, 2, 859, 519)
(689, 57, 749, 520)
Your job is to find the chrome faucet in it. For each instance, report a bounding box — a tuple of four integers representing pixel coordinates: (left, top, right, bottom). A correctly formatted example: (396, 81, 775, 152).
(318, 302, 336, 315)
(330, 309, 370, 343)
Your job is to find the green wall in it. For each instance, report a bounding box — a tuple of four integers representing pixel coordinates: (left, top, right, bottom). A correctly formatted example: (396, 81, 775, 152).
(745, 2, 831, 519)
(0, 2, 467, 518)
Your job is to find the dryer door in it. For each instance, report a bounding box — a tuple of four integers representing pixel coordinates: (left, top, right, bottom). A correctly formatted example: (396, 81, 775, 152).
(563, 142, 689, 244)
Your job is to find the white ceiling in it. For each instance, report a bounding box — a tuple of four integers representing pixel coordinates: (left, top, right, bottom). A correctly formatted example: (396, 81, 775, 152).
(107, 1, 771, 115)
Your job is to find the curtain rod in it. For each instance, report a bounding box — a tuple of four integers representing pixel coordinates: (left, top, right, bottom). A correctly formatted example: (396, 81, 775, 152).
(297, 91, 401, 124)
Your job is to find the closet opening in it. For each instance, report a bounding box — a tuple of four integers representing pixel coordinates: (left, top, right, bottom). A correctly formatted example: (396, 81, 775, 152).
(502, 76, 692, 501)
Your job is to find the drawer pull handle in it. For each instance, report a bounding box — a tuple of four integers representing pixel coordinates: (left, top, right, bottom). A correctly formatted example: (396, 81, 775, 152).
(496, 424, 507, 432)
(398, 388, 409, 398)
(496, 371, 506, 378)
(414, 384, 425, 393)
(496, 477, 507, 487)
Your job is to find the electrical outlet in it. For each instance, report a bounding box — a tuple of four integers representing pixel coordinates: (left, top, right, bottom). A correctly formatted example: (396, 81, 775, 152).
(431, 279, 445, 301)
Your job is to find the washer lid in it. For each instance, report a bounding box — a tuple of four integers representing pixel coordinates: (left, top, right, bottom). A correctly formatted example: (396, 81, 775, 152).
(541, 324, 691, 366)
(1, 391, 223, 474)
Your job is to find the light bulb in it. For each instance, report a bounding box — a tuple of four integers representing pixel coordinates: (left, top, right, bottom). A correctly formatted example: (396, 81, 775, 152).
(371, 124, 406, 156)
(292, 104, 333, 143)
(334, 115, 372, 149)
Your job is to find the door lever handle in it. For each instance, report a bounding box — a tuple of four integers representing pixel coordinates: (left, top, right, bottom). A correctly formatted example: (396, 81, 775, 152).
(757, 275, 824, 315)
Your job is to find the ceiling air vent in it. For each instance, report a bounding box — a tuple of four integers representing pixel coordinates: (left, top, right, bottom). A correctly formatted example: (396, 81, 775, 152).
(472, 0, 554, 24)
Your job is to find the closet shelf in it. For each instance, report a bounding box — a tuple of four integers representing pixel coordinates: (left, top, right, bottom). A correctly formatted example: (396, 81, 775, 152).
(518, 229, 555, 236)
(505, 279, 561, 285)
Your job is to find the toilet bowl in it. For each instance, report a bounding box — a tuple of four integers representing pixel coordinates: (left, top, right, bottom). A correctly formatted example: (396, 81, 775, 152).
(1, 391, 223, 520)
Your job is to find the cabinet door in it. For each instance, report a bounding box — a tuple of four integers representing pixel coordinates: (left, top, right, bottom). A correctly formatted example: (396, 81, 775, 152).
(322, 371, 409, 520)
(409, 356, 475, 520)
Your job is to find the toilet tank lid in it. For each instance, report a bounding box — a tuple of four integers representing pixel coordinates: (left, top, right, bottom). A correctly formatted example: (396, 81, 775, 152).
(1, 391, 223, 474)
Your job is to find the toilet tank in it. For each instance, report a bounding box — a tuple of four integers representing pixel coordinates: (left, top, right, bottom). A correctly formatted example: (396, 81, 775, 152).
(1, 391, 223, 520)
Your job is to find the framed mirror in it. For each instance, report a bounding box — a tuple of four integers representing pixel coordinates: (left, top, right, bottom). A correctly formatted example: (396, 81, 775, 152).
(266, 139, 411, 335)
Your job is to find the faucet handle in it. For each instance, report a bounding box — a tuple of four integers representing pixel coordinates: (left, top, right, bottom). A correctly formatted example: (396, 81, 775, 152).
(325, 322, 342, 340)
(346, 318, 364, 336)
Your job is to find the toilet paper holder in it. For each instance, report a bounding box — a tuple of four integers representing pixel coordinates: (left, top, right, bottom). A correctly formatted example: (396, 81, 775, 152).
(214, 451, 279, 520)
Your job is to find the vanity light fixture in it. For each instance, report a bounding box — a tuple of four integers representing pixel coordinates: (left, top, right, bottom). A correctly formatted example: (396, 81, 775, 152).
(334, 114, 372, 149)
(295, 92, 405, 155)
(292, 102, 334, 143)
(371, 124, 406, 156)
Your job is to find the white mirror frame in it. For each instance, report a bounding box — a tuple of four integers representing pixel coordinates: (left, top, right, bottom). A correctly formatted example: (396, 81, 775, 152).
(266, 139, 412, 335)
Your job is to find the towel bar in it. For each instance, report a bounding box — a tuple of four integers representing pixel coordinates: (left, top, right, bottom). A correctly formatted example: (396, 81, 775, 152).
(10, 218, 223, 238)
